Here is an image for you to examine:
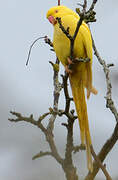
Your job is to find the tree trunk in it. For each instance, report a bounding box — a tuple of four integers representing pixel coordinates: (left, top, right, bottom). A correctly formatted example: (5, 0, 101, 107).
(63, 165, 79, 180)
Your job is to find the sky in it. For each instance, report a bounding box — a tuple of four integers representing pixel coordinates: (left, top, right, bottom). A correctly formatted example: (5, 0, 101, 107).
(0, 0, 118, 180)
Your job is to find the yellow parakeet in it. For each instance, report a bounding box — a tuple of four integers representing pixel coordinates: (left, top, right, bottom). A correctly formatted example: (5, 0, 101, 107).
(46, 5, 97, 171)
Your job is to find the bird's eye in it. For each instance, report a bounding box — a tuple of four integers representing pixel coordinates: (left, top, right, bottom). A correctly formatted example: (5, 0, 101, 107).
(55, 10, 58, 13)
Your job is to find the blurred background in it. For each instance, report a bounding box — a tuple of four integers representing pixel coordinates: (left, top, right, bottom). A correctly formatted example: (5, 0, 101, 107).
(0, 0, 118, 179)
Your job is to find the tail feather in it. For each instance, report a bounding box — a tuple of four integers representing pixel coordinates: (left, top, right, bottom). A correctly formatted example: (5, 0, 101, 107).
(69, 73, 93, 171)
(85, 119, 93, 172)
(85, 135, 93, 172)
(86, 62, 98, 99)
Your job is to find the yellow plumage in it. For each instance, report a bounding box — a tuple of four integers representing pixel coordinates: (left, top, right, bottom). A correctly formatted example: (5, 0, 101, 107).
(47, 5, 97, 172)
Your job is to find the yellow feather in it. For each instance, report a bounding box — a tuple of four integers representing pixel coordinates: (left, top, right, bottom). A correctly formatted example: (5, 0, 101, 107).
(47, 5, 98, 172)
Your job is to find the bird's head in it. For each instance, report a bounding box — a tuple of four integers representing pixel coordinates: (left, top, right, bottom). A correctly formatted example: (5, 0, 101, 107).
(46, 5, 78, 25)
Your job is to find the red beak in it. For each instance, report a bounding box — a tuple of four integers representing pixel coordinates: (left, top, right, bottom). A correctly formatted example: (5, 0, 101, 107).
(48, 16, 57, 25)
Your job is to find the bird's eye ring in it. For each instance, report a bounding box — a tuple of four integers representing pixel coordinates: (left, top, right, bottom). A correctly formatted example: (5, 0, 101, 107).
(55, 10, 58, 13)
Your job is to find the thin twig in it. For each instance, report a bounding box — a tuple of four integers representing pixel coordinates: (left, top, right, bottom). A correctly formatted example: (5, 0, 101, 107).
(88, 0, 98, 12)
(32, 151, 53, 160)
(56, 17, 73, 41)
(77, 0, 97, 23)
(77, 0, 87, 12)
(44, 36, 53, 47)
(83, 0, 87, 13)
(70, 14, 84, 59)
(38, 112, 51, 123)
(9, 111, 47, 133)
(26, 36, 46, 66)
(92, 37, 118, 123)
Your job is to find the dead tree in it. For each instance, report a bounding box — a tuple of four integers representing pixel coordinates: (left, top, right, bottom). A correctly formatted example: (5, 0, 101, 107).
(9, 1, 118, 180)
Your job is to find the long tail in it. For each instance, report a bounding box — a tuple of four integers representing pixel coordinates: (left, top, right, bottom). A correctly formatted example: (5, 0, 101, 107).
(69, 73, 93, 172)
(86, 62, 98, 99)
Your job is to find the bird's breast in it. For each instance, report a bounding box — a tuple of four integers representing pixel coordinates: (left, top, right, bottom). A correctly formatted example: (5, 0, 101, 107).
(53, 25, 70, 66)
(53, 17, 86, 66)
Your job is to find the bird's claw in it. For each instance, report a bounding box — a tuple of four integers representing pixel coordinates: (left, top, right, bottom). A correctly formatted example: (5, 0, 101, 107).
(65, 65, 72, 74)
(67, 57, 74, 65)
(65, 57, 74, 74)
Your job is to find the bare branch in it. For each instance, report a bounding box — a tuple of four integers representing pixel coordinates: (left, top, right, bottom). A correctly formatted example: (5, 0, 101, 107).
(26, 36, 46, 66)
(76, 0, 97, 24)
(64, 118, 74, 166)
(9, 111, 38, 125)
(56, 15, 84, 60)
(47, 58, 63, 133)
(38, 112, 51, 123)
(88, 0, 98, 12)
(44, 36, 53, 47)
(56, 0, 97, 72)
(61, 73, 70, 113)
(83, 0, 87, 13)
(85, 123, 118, 180)
(92, 37, 118, 123)
(9, 111, 47, 133)
(90, 145, 112, 180)
(73, 144, 86, 153)
(85, 31, 118, 180)
(62, 117, 79, 180)
(70, 14, 84, 59)
(56, 17, 72, 41)
(9, 1, 117, 180)
(77, 0, 87, 12)
(32, 151, 53, 160)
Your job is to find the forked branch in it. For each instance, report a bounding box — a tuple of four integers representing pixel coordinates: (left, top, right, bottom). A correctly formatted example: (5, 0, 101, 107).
(8, 0, 117, 180)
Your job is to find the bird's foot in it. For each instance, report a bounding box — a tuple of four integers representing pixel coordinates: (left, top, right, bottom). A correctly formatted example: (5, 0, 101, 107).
(65, 65, 72, 74)
(87, 87, 98, 99)
(67, 57, 74, 65)
(65, 57, 75, 74)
